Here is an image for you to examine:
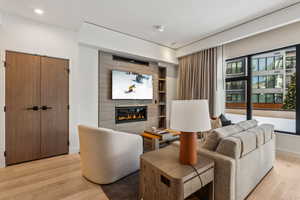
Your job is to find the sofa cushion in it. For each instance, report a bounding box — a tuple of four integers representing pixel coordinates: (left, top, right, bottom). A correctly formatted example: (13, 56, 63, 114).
(260, 124, 274, 143)
(232, 131, 257, 157)
(216, 137, 242, 159)
(203, 125, 244, 151)
(236, 119, 258, 131)
(248, 126, 265, 146)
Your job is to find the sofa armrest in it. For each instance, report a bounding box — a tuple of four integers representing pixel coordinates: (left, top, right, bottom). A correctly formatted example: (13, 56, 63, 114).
(198, 148, 236, 200)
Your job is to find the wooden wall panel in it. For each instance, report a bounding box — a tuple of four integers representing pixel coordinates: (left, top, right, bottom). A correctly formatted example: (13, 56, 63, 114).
(98, 52, 159, 134)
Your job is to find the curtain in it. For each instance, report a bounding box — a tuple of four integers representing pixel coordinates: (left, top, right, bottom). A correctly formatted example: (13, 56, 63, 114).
(178, 47, 217, 116)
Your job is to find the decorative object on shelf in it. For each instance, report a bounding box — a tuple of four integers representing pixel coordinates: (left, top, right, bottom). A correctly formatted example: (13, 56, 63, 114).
(170, 100, 211, 165)
(141, 129, 181, 151)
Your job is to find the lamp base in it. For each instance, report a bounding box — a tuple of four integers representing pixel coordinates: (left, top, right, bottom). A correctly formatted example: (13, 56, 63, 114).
(179, 132, 198, 165)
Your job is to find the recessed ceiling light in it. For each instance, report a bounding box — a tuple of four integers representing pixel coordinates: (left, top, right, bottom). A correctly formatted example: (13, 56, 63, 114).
(153, 25, 165, 32)
(34, 9, 44, 15)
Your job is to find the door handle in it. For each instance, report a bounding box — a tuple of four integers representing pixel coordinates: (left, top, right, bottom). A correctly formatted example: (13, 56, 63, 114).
(41, 106, 53, 110)
(27, 106, 40, 111)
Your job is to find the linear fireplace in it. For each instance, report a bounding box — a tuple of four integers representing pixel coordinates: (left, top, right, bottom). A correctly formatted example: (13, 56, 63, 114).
(115, 106, 147, 124)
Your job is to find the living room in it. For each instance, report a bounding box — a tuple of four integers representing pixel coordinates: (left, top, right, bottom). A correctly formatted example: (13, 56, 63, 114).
(1, 0, 300, 200)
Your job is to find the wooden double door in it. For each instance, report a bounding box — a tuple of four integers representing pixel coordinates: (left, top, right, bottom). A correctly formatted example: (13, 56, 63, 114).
(5, 51, 69, 165)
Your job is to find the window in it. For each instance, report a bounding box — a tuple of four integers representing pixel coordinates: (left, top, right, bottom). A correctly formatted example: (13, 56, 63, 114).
(286, 51, 296, 69)
(275, 56, 283, 69)
(258, 76, 266, 88)
(225, 46, 297, 134)
(226, 63, 232, 74)
(274, 94, 283, 104)
(259, 58, 266, 71)
(237, 61, 243, 73)
(252, 59, 258, 71)
(267, 57, 275, 70)
(252, 76, 259, 89)
(275, 75, 283, 88)
(266, 94, 274, 103)
(252, 94, 259, 103)
(259, 94, 266, 103)
(232, 62, 237, 74)
(266, 75, 275, 88)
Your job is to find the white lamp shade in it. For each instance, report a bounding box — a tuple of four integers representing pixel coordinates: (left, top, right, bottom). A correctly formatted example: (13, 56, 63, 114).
(170, 100, 211, 132)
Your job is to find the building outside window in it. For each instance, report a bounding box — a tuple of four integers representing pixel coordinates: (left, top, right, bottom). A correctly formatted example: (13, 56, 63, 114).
(225, 47, 296, 133)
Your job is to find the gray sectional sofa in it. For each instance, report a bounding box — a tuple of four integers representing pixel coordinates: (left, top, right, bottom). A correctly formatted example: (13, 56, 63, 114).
(199, 120, 275, 200)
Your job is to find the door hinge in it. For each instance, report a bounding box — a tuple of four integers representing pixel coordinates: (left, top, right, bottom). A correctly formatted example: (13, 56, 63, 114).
(4, 151, 6, 157)
(66, 68, 70, 74)
(3, 61, 6, 68)
(4, 106, 6, 112)
(67, 105, 70, 110)
(67, 141, 70, 146)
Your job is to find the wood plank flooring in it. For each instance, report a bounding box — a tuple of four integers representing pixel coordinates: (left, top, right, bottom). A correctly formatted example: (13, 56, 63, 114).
(0, 154, 108, 200)
(0, 152, 299, 200)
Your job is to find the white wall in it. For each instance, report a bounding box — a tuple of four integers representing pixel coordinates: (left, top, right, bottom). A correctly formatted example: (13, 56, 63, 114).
(79, 22, 178, 65)
(276, 133, 300, 155)
(0, 12, 178, 167)
(223, 21, 300, 59)
(0, 13, 80, 167)
(78, 45, 99, 127)
(176, 2, 300, 58)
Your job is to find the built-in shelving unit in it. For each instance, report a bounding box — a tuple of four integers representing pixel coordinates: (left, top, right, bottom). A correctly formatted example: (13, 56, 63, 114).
(158, 67, 167, 129)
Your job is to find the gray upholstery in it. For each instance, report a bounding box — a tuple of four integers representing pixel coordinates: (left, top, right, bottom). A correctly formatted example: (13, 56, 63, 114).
(201, 120, 275, 200)
(236, 119, 258, 130)
(203, 125, 244, 151)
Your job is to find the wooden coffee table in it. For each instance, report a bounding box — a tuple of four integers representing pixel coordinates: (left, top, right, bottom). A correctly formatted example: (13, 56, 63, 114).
(141, 129, 181, 151)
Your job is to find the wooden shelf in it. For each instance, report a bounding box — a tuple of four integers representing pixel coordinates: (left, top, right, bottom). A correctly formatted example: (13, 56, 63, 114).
(158, 67, 167, 129)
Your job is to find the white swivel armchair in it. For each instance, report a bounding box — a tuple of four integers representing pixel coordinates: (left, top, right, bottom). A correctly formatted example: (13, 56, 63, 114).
(78, 125, 143, 184)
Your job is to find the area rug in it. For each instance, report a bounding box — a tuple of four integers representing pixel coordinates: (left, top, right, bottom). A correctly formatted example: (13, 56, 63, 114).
(101, 171, 140, 200)
(101, 171, 204, 200)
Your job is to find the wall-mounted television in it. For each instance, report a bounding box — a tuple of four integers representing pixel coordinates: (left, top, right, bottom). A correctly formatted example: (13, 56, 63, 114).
(112, 70, 153, 100)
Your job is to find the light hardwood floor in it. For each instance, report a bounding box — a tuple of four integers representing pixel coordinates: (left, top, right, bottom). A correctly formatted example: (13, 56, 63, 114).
(0, 152, 300, 200)
(0, 154, 108, 200)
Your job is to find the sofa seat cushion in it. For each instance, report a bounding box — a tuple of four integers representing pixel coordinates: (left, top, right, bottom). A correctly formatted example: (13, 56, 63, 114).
(236, 120, 258, 131)
(232, 131, 257, 157)
(203, 125, 244, 151)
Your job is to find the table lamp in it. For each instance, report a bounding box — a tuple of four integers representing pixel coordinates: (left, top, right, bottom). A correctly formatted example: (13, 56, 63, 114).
(170, 100, 211, 165)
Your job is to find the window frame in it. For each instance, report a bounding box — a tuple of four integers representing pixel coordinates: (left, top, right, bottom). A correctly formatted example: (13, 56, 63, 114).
(225, 44, 299, 135)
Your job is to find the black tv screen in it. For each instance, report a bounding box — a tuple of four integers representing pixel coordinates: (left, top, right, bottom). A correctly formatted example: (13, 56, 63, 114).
(112, 70, 153, 100)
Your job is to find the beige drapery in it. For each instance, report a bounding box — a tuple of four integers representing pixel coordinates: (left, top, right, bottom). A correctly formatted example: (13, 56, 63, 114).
(177, 47, 217, 116)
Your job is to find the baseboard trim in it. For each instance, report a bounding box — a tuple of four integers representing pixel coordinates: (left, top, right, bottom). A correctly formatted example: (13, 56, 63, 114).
(276, 148, 300, 158)
(0, 151, 5, 168)
(69, 146, 80, 154)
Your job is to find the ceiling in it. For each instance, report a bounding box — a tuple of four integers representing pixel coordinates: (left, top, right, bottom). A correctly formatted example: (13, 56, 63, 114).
(1, 0, 300, 49)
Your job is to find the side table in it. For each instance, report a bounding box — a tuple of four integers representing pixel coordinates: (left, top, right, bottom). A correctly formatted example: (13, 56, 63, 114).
(139, 145, 214, 200)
